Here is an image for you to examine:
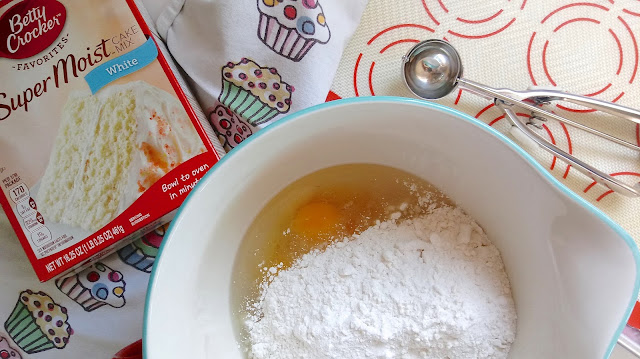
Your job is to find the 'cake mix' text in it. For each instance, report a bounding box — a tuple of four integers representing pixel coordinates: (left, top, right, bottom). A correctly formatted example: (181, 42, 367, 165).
(110, 25, 140, 53)
(0, 39, 111, 121)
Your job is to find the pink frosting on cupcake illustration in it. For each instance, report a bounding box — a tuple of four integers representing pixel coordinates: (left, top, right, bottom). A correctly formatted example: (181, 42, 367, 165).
(209, 103, 254, 151)
(0, 337, 21, 359)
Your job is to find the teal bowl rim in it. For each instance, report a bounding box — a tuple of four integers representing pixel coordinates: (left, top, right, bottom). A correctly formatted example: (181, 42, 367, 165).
(143, 96, 640, 359)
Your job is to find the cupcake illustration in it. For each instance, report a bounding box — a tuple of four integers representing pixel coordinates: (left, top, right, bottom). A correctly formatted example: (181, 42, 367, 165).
(118, 223, 169, 272)
(219, 58, 294, 126)
(209, 103, 254, 152)
(55, 263, 126, 312)
(0, 336, 21, 359)
(3, 290, 73, 354)
(257, 0, 331, 61)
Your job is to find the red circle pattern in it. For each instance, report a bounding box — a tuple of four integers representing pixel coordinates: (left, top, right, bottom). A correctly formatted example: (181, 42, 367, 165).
(526, 2, 638, 114)
(348, 0, 640, 203)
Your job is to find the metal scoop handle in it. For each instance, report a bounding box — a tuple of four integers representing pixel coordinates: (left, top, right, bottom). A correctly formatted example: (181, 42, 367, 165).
(503, 88, 640, 125)
(401, 38, 640, 197)
(496, 101, 640, 197)
(459, 79, 640, 152)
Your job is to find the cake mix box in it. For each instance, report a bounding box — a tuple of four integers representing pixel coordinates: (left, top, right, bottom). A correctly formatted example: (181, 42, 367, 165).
(0, 0, 224, 281)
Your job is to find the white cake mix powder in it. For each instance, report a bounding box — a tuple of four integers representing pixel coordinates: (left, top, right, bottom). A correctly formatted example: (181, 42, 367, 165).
(245, 205, 517, 359)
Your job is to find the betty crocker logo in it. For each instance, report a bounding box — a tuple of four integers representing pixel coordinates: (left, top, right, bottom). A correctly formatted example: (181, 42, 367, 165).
(0, 0, 66, 59)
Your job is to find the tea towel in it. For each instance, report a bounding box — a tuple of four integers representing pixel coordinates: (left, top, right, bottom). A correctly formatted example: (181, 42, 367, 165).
(155, 0, 369, 151)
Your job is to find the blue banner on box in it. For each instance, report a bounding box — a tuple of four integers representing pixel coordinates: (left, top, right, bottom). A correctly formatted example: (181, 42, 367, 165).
(84, 38, 158, 94)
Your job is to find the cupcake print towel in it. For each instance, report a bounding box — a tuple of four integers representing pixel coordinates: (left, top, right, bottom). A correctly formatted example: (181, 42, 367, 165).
(155, 0, 370, 151)
(0, 206, 161, 359)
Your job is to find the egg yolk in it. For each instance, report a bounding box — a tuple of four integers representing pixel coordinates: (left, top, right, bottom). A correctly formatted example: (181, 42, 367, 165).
(291, 201, 340, 238)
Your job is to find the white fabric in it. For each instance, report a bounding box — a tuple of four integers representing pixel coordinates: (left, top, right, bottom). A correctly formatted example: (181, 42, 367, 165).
(158, 0, 369, 150)
(0, 208, 148, 358)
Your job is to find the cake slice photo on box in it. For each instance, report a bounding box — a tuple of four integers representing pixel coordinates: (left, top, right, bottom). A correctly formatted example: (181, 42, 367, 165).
(35, 81, 207, 233)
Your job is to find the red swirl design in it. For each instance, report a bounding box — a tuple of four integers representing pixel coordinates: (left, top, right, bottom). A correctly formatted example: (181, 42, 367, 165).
(421, 0, 524, 39)
(352, 23, 434, 96)
(527, 2, 637, 115)
(583, 172, 640, 201)
(343, 0, 640, 211)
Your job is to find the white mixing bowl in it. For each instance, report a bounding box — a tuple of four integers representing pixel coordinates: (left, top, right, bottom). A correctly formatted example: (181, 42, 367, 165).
(144, 97, 640, 359)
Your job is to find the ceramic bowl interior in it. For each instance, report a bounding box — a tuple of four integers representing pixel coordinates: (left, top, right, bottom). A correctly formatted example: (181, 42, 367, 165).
(145, 97, 640, 359)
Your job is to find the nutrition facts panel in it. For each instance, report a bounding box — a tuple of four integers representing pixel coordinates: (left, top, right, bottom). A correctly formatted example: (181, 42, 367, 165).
(9, 182, 53, 251)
